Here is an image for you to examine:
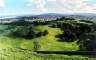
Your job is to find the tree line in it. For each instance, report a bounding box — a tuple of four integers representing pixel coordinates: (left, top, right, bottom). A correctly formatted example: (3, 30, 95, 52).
(50, 17, 96, 51)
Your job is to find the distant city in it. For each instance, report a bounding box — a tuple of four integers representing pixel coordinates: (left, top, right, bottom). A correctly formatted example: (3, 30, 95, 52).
(0, 13, 96, 24)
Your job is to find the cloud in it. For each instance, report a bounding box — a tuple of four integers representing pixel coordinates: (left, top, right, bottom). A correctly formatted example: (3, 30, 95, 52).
(55, 0, 96, 13)
(0, 0, 5, 8)
(27, 0, 45, 7)
(27, 0, 47, 13)
(29, 0, 43, 4)
(47, 0, 56, 2)
(27, 0, 96, 13)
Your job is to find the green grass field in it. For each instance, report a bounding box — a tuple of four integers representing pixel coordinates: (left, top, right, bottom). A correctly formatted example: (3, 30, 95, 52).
(32, 25, 79, 51)
(0, 25, 79, 51)
(0, 48, 95, 60)
(0, 25, 95, 60)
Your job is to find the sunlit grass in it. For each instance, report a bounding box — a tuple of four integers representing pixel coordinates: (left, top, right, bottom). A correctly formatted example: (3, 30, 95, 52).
(0, 25, 95, 60)
(33, 25, 79, 51)
(0, 48, 95, 60)
(0, 25, 79, 51)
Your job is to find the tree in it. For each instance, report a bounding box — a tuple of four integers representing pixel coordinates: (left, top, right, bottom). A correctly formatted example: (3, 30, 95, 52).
(51, 24, 57, 28)
(43, 30, 48, 36)
(10, 25, 36, 39)
(33, 39, 41, 51)
(79, 32, 96, 51)
(36, 31, 42, 37)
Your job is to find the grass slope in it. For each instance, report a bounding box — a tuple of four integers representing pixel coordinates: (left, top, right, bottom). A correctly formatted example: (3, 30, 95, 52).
(0, 48, 95, 60)
(33, 25, 79, 51)
(0, 25, 95, 60)
(0, 25, 79, 51)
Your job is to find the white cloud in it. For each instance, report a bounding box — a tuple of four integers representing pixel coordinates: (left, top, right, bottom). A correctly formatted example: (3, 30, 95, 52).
(56, 0, 96, 13)
(27, 0, 47, 13)
(27, 0, 45, 7)
(0, 0, 5, 8)
(47, 0, 56, 2)
(27, 0, 96, 13)
(29, 0, 43, 4)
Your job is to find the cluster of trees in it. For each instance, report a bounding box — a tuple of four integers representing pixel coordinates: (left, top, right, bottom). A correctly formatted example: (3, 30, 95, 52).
(56, 17, 75, 21)
(50, 17, 96, 51)
(32, 21, 50, 26)
(79, 20, 94, 23)
(7, 20, 32, 26)
(78, 32, 96, 51)
(7, 19, 50, 26)
(10, 25, 48, 39)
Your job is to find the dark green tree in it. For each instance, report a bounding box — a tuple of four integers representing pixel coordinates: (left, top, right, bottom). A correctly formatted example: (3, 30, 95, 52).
(43, 30, 48, 36)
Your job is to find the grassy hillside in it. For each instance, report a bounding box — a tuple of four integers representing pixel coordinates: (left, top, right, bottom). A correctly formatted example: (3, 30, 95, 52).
(0, 19, 95, 60)
(0, 48, 95, 60)
(0, 25, 79, 51)
(32, 25, 79, 51)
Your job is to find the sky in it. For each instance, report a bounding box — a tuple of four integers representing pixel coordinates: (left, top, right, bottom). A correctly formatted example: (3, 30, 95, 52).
(0, 0, 96, 16)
